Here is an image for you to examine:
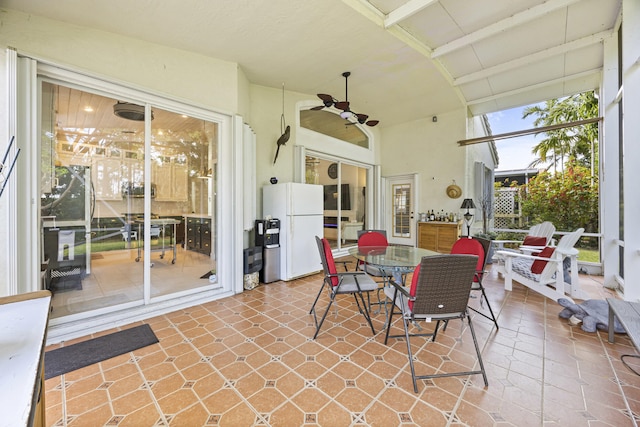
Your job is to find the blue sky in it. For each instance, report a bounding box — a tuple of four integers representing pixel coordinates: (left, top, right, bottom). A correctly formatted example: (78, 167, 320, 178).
(486, 105, 543, 171)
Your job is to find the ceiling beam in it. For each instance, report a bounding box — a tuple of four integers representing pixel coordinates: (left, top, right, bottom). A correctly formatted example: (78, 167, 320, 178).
(457, 117, 602, 146)
(466, 68, 602, 106)
(341, 0, 385, 26)
(341, 0, 434, 57)
(454, 30, 612, 86)
(384, 0, 438, 28)
(341, 0, 467, 106)
(432, 0, 580, 58)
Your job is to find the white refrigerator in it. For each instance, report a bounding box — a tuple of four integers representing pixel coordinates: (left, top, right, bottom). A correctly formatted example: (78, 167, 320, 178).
(262, 182, 324, 281)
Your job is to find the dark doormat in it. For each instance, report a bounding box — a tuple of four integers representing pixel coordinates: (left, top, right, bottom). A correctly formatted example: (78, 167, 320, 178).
(44, 324, 158, 380)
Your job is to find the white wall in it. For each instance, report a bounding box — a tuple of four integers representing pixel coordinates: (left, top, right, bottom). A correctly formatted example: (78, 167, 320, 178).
(466, 115, 497, 171)
(0, 47, 10, 293)
(380, 109, 470, 215)
(250, 84, 305, 219)
(0, 10, 239, 112)
(236, 67, 252, 122)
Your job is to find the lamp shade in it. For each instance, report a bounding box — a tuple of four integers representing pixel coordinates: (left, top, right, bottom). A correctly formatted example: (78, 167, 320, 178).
(460, 198, 475, 209)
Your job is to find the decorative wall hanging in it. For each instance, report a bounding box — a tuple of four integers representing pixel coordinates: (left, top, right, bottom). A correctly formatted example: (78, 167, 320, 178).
(273, 83, 290, 164)
(0, 136, 20, 198)
(446, 181, 462, 199)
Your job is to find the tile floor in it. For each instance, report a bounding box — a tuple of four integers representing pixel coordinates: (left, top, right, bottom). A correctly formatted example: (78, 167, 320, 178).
(44, 264, 640, 426)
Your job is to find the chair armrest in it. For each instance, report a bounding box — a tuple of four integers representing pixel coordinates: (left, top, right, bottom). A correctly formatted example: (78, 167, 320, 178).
(519, 245, 546, 255)
(330, 271, 369, 278)
(388, 278, 411, 298)
(335, 260, 353, 271)
(495, 250, 561, 263)
(555, 247, 578, 256)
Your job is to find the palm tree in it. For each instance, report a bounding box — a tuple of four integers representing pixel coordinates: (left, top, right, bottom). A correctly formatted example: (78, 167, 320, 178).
(523, 91, 598, 179)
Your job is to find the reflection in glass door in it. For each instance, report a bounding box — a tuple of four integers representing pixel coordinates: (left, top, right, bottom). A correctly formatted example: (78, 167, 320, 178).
(40, 83, 146, 318)
(305, 155, 367, 249)
(40, 81, 218, 319)
(149, 108, 217, 299)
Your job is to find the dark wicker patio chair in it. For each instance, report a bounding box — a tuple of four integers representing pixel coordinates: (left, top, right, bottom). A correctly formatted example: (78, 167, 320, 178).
(383, 254, 488, 393)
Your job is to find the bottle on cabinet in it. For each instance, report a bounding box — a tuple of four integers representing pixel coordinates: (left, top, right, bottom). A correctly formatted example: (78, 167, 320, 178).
(422, 210, 459, 222)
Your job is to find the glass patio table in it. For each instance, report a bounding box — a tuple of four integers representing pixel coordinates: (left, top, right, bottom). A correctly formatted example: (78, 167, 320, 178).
(348, 245, 439, 283)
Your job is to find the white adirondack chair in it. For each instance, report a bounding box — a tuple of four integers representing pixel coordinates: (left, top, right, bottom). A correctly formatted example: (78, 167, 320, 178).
(497, 228, 587, 302)
(493, 221, 556, 277)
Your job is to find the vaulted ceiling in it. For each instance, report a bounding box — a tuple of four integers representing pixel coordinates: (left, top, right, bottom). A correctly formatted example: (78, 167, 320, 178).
(2, 0, 621, 127)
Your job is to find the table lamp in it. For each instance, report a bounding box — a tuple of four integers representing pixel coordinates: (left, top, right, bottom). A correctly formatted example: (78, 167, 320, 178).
(460, 198, 475, 238)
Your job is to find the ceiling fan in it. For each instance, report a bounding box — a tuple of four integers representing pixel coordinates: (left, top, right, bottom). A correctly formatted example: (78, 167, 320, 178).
(311, 71, 379, 127)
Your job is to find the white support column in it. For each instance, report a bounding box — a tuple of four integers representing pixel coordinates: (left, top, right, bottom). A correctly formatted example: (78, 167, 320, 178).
(16, 55, 39, 294)
(232, 115, 245, 294)
(2, 48, 19, 296)
(622, 0, 640, 301)
(373, 165, 383, 229)
(601, 32, 621, 291)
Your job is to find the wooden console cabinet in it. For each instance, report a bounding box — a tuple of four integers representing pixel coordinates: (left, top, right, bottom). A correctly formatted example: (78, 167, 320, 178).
(417, 221, 461, 253)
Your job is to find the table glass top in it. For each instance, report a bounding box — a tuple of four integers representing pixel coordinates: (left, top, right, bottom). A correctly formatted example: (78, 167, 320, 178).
(348, 246, 439, 268)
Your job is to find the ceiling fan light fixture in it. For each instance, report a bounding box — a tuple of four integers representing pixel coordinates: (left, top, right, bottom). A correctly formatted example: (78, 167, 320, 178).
(113, 102, 153, 121)
(312, 71, 379, 127)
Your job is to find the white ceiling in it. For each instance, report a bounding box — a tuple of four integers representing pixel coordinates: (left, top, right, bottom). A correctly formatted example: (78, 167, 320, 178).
(1, 0, 621, 127)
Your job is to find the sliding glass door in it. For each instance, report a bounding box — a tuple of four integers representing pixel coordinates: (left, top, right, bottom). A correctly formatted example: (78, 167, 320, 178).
(40, 80, 219, 319)
(305, 155, 368, 249)
(149, 107, 218, 299)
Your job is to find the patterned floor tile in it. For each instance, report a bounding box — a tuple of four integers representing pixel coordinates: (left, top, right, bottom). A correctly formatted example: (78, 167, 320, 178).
(44, 266, 637, 426)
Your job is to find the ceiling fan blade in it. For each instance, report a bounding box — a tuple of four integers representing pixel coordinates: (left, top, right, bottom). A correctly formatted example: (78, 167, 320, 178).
(317, 93, 333, 102)
(310, 105, 326, 110)
(334, 101, 349, 111)
(366, 120, 379, 127)
(356, 113, 369, 124)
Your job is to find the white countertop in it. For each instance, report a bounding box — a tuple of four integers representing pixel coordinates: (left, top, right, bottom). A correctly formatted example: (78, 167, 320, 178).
(0, 292, 51, 427)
